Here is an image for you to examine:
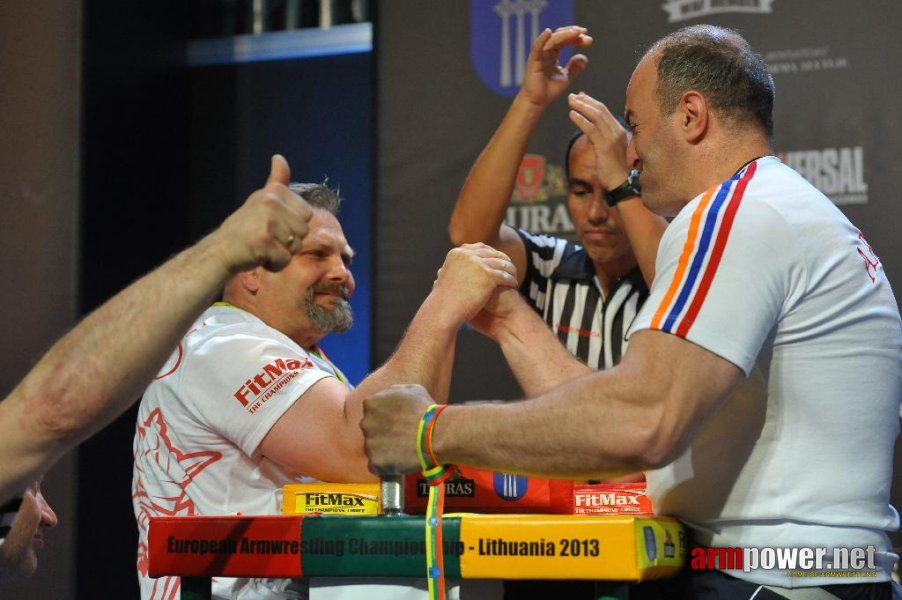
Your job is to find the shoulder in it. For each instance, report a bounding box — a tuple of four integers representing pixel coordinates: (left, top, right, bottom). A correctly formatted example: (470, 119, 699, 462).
(154, 305, 315, 386)
(188, 305, 302, 354)
(665, 158, 799, 252)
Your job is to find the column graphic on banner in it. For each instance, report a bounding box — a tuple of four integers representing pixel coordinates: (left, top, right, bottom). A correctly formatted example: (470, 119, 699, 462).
(471, 0, 574, 98)
(492, 0, 545, 87)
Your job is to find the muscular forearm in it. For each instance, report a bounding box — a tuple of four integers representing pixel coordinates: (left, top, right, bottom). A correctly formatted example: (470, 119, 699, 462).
(0, 233, 234, 501)
(449, 93, 546, 246)
(347, 292, 459, 423)
(494, 304, 591, 396)
(429, 332, 744, 480)
(430, 363, 661, 480)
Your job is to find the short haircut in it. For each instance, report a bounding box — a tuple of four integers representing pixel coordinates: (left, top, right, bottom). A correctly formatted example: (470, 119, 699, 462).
(564, 130, 585, 180)
(646, 24, 775, 137)
(289, 182, 342, 215)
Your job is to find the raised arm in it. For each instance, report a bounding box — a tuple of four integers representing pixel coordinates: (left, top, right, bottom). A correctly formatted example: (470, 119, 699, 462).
(0, 155, 312, 503)
(449, 26, 592, 284)
(259, 243, 518, 482)
(568, 92, 667, 286)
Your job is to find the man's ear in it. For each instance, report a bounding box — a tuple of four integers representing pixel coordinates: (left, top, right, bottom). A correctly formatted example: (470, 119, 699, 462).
(680, 90, 708, 144)
(237, 269, 262, 294)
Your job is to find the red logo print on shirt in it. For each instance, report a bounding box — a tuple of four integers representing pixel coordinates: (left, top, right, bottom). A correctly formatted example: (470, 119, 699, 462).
(132, 408, 221, 579)
(857, 231, 881, 284)
(232, 356, 314, 412)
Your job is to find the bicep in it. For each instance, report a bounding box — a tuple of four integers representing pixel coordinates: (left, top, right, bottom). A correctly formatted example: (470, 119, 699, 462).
(258, 377, 375, 483)
(623, 330, 745, 465)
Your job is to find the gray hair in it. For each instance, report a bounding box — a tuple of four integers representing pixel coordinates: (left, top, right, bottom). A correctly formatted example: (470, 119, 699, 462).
(289, 181, 342, 215)
(646, 25, 775, 137)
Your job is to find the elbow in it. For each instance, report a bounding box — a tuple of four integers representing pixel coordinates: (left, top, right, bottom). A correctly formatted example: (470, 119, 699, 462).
(448, 211, 494, 247)
(636, 437, 683, 471)
(316, 448, 378, 484)
(22, 386, 89, 447)
(627, 403, 691, 471)
(448, 219, 471, 247)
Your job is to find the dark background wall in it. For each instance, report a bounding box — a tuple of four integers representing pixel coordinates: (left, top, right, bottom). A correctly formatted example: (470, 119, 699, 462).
(0, 2, 80, 598)
(76, 2, 191, 597)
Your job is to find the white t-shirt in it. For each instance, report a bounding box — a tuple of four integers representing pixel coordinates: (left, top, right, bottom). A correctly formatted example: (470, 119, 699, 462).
(631, 157, 902, 586)
(133, 304, 336, 599)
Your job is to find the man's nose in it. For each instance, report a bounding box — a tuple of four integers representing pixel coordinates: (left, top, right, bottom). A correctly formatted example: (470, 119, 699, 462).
(38, 494, 57, 528)
(326, 257, 351, 282)
(587, 193, 611, 223)
(626, 137, 641, 173)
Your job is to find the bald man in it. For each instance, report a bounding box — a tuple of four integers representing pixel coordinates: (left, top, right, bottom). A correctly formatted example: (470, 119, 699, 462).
(363, 25, 900, 600)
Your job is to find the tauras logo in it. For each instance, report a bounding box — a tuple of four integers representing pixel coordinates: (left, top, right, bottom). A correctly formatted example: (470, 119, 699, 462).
(505, 153, 574, 235)
(574, 492, 641, 507)
(233, 357, 314, 408)
(417, 476, 475, 498)
(662, 0, 774, 23)
(781, 147, 868, 205)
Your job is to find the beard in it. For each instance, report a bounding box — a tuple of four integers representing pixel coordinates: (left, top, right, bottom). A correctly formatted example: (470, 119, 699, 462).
(304, 282, 353, 333)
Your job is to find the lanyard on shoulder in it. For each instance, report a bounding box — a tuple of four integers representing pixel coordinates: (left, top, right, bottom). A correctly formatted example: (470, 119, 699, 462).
(309, 345, 348, 385)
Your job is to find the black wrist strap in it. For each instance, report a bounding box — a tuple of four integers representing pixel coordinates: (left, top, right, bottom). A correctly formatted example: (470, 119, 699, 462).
(604, 169, 642, 207)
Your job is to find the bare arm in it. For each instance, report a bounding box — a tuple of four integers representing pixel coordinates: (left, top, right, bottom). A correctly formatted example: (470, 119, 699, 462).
(612, 196, 666, 286)
(260, 244, 518, 482)
(0, 156, 313, 503)
(449, 26, 592, 285)
(568, 93, 667, 286)
(362, 329, 744, 480)
(470, 288, 590, 396)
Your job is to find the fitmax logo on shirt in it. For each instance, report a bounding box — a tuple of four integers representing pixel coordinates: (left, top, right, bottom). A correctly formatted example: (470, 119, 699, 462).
(781, 147, 869, 205)
(233, 357, 314, 411)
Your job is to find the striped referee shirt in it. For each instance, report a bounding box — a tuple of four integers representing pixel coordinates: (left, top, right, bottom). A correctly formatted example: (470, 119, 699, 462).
(516, 229, 649, 370)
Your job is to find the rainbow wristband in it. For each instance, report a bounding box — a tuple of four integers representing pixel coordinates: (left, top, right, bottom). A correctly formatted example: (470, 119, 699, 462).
(416, 404, 450, 477)
(416, 404, 453, 600)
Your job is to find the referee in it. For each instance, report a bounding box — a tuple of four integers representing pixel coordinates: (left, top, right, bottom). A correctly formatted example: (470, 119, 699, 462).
(449, 25, 666, 370)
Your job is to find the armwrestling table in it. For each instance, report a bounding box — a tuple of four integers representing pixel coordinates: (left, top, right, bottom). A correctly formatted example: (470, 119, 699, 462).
(148, 512, 686, 600)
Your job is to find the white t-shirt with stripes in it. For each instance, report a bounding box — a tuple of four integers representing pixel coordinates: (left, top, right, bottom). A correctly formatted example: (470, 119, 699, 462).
(632, 156, 902, 586)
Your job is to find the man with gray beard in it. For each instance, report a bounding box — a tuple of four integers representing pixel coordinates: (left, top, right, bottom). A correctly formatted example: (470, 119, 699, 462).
(132, 180, 517, 600)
